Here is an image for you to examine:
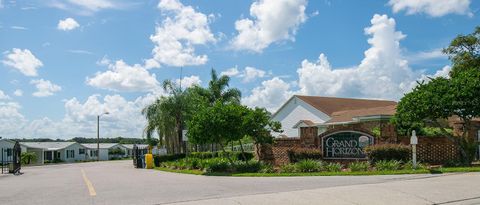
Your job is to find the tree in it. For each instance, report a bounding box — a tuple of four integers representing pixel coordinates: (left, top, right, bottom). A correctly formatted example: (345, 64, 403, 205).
(443, 26, 480, 77)
(394, 27, 480, 165)
(242, 107, 282, 161)
(192, 69, 241, 105)
(21, 152, 37, 165)
(187, 102, 247, 163)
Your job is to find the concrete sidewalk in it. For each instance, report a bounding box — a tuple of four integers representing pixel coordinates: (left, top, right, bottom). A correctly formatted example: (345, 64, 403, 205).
(167, 173, 480, 205)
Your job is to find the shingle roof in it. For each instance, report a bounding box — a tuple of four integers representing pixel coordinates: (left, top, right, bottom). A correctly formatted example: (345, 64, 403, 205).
(81, 143, 119, 149)
(21, 142, 78, 150)
(327, 105, 397, 123)
(295, 95, 397, 116)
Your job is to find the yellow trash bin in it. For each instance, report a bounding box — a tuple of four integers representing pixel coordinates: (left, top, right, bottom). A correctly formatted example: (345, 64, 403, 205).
(145, 154, 153, 169)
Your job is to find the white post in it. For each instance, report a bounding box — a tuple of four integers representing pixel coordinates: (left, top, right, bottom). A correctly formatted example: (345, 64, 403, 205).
(410, 130, 418, 169)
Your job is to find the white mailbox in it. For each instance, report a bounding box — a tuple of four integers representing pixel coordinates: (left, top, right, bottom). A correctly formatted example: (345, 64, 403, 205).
(410, 130, 418, 145)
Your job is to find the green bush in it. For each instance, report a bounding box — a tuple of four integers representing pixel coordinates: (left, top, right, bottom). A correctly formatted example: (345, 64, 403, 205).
(349, 161, 370, 172)
(364, 144, 410, 163)
(153, 154, 186, 167)
(259, 163, 275, 173)
(442, 160, 463, 167)
(325, 162, 343, 172)
(287, 148, 322, 163)
(375, 160, 402, 171)
(295, 159, 322, 172)
(280, 163, 297, 173)
(402, 160, 426, 170)
(188, 151, 254, 161)
(203, 158, 231, 173)
(234, 160, 262, 173)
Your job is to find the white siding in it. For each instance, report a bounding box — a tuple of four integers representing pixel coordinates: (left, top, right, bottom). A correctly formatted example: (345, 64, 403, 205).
(272, 97, 330, 138)
(61, 143, 88, 162)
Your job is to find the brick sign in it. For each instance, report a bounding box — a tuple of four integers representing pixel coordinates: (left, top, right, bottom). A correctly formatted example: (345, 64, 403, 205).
(322, 131, 374, 159)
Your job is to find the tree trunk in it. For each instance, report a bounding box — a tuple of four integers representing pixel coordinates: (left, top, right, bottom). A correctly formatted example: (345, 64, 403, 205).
(238, 140, 248, 162)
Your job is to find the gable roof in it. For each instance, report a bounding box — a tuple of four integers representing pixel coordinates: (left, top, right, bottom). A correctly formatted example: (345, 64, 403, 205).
(327, 105, 397, 123)
(122, 144, 149, 150)
(81, 143, 120, 149)
(295, 95, 397, 116)
(21, 142, 80, 150)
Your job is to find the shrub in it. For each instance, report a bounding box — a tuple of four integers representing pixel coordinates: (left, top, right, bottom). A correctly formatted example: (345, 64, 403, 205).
(442, 160, 463, 167)
(153, 154, 186, 167)
(349, 161, 370, 172)
(280, 163, 297, 173)
(375, 160, 402, 171)
(402, 160, 426, 170)
(189, 152, 218, 159)
(325, 162, 343, 172)
(287, 148, 322, 163)
(203, 158, 231, 173)
(364, 144, 410, 163)
(259, 163, 275, 173)
(295, 159, 322, 172)
(188, 151, 254, 161)
(234, 160, 263, 173)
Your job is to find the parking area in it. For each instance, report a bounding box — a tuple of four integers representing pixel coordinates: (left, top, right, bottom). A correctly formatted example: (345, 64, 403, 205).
(0, 160, 479, 205)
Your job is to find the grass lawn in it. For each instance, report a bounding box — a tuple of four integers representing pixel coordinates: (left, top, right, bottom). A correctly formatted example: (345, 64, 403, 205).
(154, 166, 479, 177)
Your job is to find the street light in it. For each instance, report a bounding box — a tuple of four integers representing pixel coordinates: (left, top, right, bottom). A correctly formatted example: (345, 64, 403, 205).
(97, 111, 109, 161)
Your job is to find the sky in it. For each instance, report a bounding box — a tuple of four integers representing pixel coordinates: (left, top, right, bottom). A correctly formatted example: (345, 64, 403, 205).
(0, 0, 478, 139)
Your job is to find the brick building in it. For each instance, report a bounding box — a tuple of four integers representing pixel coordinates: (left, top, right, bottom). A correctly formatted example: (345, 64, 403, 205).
(261, 95, 479, 165)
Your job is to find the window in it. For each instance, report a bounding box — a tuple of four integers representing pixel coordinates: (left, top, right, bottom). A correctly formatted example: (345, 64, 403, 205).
(79, 149, 85, 155)
(90, 150, 98, 157)
(6, 148, 12, 157)
(66, 150, 75, 158)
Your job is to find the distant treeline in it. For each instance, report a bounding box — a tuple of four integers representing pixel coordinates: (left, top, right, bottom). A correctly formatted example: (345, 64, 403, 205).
(6, 137, 146, 144)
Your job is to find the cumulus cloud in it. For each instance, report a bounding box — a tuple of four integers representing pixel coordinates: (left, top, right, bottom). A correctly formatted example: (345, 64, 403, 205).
(231, 0, 308, 52)
(242, 77, 293, 111)
(150, 0, 216, 67)
(2, 48, 43, 76)
(220, 66, 267, 82)
(57, 18, 80, 31)
(175, 75, 202, 88)
(388, 0, 472, 17)
(30, 79, 62, 97)
(297, 14, 414, 100)
(243, 14, 429, 112)
(0, 101, 27, 136)
(0, 89, 10, 100)
(13, 89, 23, 97)
(86, 60, 160, 92)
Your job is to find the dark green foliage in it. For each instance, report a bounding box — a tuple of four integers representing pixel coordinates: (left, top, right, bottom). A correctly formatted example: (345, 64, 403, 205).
(188, 151, 254, 161)
(234, 160, 263, 173)
(287, 148, 322, 163)
(202, 158, 231, 173)
(375, 160, 402, 171)
(21, 152, 37, 165)
(108, 148, 126, 156)
(364, 144, 410, 163)
(153, 154, 186, 166)
(280, 163, 297, 173)
(349, 161, 370, 172)
(325, 162, 343, 172)
(295, 159, 323, 172)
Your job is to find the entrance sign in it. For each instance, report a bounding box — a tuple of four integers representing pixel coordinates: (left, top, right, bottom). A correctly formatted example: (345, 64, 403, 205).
(322, 131, 374, 159)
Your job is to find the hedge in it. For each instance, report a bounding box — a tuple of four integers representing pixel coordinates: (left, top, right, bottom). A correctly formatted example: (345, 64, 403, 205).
(153, 154, 186, 167)
(364, 144, 411, 163)
(287, 148, 322, 163)
(189, 151, 254, 161)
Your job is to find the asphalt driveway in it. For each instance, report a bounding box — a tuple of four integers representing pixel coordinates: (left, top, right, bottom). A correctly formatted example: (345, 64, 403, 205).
(0, 160, 479, 205)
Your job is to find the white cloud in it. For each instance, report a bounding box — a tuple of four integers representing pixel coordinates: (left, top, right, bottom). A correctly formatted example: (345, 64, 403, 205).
(67, 0, 116, 12)
(406, 48, 447, 63)
(0, 0, 3, 9)
(57, 18, 80, 31)
(0, 90, 10, 100)
(175, 75, 202, 88)
(150, 0, 216, 67)
(220, 67, 240, 77)
(2, 48, 43, 76)
(49, 0, 123, 15)
(220, 66, 267, 82)
(297, 14, 414, 100)
(13, 89, 23, 97)
(0, 101, 27, 136)
(86, 60, 160, 92)
(231, 0, 308, 52)
(388, 0, 472, 17)
(242, 66, 267, 82)
(30, 79, 62, 97)
(11, 26, 28, 30)
(243, 14, 427, 112)
(242, 77, 293, 111)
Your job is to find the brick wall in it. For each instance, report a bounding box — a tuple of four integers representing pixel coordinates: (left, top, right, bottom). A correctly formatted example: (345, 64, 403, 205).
(258, 120, 463, 166)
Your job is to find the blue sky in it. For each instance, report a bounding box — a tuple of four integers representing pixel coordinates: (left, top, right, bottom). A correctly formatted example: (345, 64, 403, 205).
(0, 0, 478, 139)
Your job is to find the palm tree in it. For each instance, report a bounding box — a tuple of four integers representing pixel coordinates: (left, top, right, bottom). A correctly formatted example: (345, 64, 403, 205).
(196, 69, 241, 105)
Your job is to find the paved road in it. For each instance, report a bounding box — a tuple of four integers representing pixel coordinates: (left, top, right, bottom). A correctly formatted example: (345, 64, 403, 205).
(0, 160, 479, 205)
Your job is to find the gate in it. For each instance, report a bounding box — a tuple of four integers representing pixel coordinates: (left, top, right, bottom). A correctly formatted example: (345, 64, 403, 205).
(132, 145, 144, 168)
(11, 141, 21, 174)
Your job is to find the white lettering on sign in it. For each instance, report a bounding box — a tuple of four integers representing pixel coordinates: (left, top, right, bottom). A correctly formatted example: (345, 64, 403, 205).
(323, 132, 373, 158)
